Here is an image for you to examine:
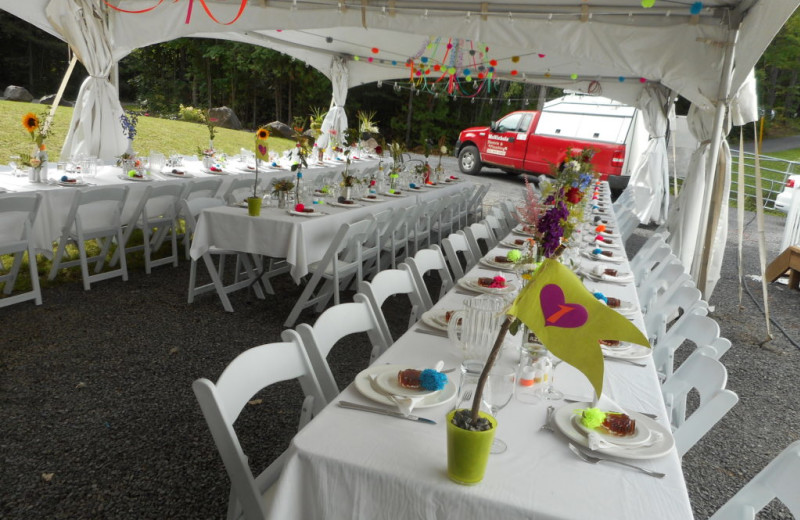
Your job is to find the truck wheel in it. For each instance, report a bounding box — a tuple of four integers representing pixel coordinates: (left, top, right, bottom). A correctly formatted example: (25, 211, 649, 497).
(458, 145, 482, 175)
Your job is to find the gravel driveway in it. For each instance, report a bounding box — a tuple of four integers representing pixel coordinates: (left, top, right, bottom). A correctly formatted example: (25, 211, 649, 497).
(1, 159, 798, 519)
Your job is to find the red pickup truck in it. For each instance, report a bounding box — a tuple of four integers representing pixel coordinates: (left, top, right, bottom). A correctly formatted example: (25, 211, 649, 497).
(455, 104, 635, 184)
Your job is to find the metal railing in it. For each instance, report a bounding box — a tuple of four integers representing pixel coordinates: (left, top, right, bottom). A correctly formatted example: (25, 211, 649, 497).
(729, 151, 799, 210)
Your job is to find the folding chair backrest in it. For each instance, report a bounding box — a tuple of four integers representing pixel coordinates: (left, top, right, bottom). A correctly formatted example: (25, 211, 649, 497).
(710, 440, 800, 520)
(223, 177, 260, 205)
(464, 221, 496, 259)
(137, 183, 184, 223)
(653, 311, 720, 381)
(70, 186, 129, 234)
(183, 177, 223, 201)
(193, 329, 325, 520)
(660, 352, 739, 457)
(296, 300, 387, 402)
(357, 268, 426, 348)
(0, 193, 41, 243)
(404, 245, 454, 308)
(485, 211, 509, 237)
(442, 231, 477, 279)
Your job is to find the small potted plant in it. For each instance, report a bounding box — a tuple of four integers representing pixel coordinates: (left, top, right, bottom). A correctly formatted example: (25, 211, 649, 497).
(272, 178, 295, 209)
(21, 110, 51, 183)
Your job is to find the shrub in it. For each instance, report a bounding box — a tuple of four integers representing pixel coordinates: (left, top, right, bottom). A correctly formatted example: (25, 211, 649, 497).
(179, 104, 206, 123)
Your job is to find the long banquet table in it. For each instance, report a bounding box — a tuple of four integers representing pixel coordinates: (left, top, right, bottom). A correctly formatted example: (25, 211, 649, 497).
(0, 155, 383, 257)
(263, 184, 693, 519)
(189, 180, 471, 281)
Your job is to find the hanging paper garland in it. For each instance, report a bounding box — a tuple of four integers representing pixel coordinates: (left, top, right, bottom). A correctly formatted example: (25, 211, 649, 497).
(104, 0, 248, 25)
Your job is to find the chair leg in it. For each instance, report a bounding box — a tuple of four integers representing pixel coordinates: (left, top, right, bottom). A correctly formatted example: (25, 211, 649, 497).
(3, 251, 24, 295)
(284, 271, 324, 327)
(28, 248, 42, 305)
(77, 239, 92, 291)
(48, 236, 69, 281)
(202, 252, 234, 312)
(143, 225, 153, 274)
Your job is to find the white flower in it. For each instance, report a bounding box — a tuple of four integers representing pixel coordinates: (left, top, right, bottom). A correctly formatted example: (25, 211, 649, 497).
(440, 145, 448, 154)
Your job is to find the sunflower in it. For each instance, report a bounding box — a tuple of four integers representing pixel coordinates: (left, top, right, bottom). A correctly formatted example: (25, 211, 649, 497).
(22, 112, 39, 134)
(256, 128, 270, 140)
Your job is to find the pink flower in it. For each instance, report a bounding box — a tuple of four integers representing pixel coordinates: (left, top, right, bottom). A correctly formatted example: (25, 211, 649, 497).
(489, 275, 507, 288)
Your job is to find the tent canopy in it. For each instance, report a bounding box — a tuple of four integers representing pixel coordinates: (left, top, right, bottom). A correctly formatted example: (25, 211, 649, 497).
(4, 1, 797, 110)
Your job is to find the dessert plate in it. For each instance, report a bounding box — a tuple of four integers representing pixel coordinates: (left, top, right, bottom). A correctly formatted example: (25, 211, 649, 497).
(328, 200, 362, 208)
(118, 174, 152, 182)
(359, 196, 384, 202)
(202, 167, 228, 175)
(583, 250, 625, 263)
(457, 277, 517, 295)
(554, 402, 674, 459)
(354, 364, 456, 409)
(162, 170, 194, 178)
(381, 191, 406, 198)
(480, 256, 517, 271)
(420, 309, 458, 331)
(57, 179, 86, 187)
(601, 342, 652, 360)
(499, 238, 529, 249)
(511, 226, 537, 237)
(288, 209, 325, 217)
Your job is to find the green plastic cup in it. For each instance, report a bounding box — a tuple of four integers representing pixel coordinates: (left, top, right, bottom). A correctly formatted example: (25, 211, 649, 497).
(446, 409, 497, 485)
(247, 196, 262, 216)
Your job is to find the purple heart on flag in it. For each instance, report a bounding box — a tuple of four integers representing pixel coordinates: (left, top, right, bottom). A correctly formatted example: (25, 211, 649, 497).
(258, 144, 267, 156)
(540, 284, 588, 328)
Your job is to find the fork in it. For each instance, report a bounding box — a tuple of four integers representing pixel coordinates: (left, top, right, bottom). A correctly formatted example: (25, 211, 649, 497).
(539, 405, 555, 432)
(567, 443, 665, 478)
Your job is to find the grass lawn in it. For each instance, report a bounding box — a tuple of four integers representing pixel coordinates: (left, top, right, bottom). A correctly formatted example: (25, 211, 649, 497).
(0, 99, 297, 164)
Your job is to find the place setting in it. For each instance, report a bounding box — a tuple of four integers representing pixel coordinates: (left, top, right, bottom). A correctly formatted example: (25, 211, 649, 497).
(479, 252, 519, 271)
(581, 265, 635, 284)
(456, 273, 518, 295)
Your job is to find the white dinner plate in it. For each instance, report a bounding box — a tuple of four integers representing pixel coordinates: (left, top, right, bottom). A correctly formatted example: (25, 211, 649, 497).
(420, 309, 457, 331)
(457, 277, 517, 295)
(572, 414, 652, 447)
(375, 370, 439, 398)
(328, 200, 362, 208)
(601, 342, 652, 360)
(288, 209, 325, 217)
(201, 167, 228, 175)
(118, 174, 152, 182)
(479, 257, 518, 271)
(582, 251, 625, 264)
(511, 226, 537, 237)
(57, 179, 86, 187)
(554, 402, 675, 459)
(161, 170, 194, 178)
(359, 196, 384, 202)
(353, 364, 456, 409)
(381, 191, 406, 198)
(499, 238, 529, 249)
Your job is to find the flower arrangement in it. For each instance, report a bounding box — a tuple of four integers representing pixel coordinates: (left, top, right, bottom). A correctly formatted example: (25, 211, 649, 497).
(205, 109, 217, 146)
(255, 127, 270, 198)
(357, 110, 379, 139)
(272, 178, 295, 193)
(22, 111, 50, 149)
(120, 111, 138, 141)
(309, 107, 326, 138)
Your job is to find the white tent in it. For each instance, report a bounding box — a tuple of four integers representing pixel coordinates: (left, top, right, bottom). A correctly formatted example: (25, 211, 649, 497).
(2, 0, 798, 298)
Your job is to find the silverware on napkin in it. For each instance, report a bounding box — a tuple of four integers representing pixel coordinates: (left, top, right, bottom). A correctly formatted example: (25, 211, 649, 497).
(337, 401, 436, 425)
(414, 327, 448, 338)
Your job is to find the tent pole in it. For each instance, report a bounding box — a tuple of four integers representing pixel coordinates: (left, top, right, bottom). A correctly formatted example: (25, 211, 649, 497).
(696, 18, 740, 297)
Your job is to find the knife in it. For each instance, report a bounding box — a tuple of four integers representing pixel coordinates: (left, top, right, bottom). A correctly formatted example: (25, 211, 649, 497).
(414, 327, 448, 338)
(337, 401, 437, 425)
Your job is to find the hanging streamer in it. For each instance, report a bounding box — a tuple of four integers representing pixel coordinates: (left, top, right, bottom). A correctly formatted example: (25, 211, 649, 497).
(752, 121, 773, 340)
(104, 0, 248, 25)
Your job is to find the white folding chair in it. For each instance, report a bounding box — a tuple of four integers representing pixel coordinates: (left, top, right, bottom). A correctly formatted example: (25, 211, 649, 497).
(485, 210, 510, 238)
(406, 200, 433, 256)
(653, 311, 720, 381)
(637, 260, 693, 318)
(403, 245, 454, 308)
(295, 299, 388, 402)
(361, 210, 391, 280)
(223, 176, 261, 206)
(466, 183, 490, 224)
(48, 186, 129, 291)
(110, 183, 184, 274)
(616, 207, 640, 242)
(0, 193, 42, 307)
(284, 219, 373, 327)
(430, 195, 456, 245)
(380, 206, 410, 269)
(442, 231, 477, 280)
(629, 230, 670, 277)
(357, 267, 428, 348)
(660, 352, 739, 457)
(193, 330, 326, 520)
(179, 178, 224, 259)
(464, 220, 498, 260)
(643, 285, 708, 347)
(710, 440, 800, 520)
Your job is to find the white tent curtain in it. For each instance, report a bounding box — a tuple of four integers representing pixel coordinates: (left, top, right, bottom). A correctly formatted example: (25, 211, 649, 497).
(46, 0, 127, 162)
(627, 84, 670, 225)
(314, 56, 349, 151)
(667, 104, 732, 296)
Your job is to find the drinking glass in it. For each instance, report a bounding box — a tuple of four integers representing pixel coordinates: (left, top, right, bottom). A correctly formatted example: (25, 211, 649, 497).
(541, 349, 564, 401)
(483, 365, 516, 454)
(9, 155, 21, 176)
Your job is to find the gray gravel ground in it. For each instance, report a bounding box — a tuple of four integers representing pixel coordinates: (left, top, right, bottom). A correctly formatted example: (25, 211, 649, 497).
(1, 159, 798, 519)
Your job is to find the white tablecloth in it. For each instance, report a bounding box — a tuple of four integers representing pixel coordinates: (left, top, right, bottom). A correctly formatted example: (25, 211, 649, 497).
(0, 156, 384, 258)
(265, 185, 693, 519)
(190, 182, 470, 281)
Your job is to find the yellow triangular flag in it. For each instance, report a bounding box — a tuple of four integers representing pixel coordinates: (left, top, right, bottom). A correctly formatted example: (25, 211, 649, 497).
(255, 128, 270, 161)
(509, 258, 649, 397)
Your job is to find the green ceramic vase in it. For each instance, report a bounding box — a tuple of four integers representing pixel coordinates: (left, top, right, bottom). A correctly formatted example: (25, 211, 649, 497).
(446, 409, 497, 485)
(247, 196, 262, 216)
